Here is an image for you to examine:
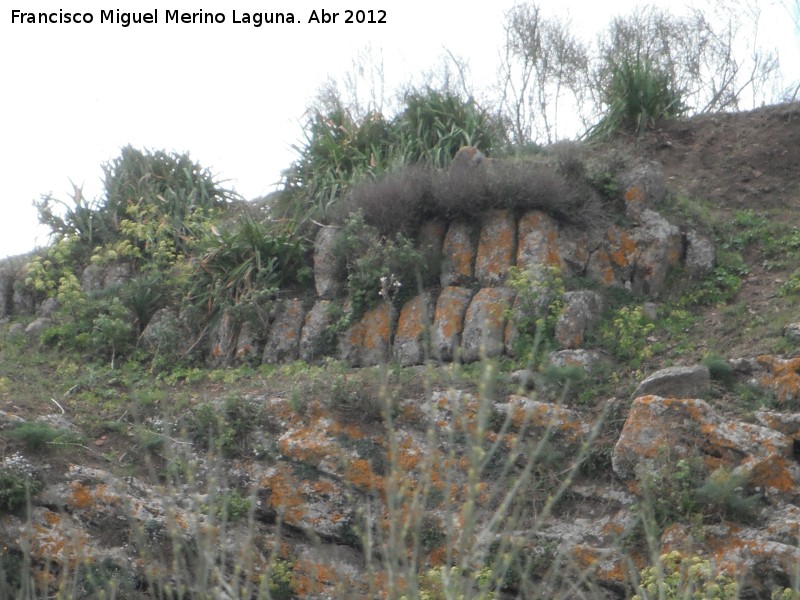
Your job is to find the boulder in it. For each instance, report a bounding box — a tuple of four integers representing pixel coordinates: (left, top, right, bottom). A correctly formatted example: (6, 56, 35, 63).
(299, 300, 335, 362)
(613, 395, 800, 503)
(431, 286, 474, 362)
(584, 225, 637, 289)
(620, 160, 666, 223)
(461, 287, 515, 363)
(631, 365, 711, 400)
(440, 222, 477, 287)
(339, 303, 395, 367)
(630, 209, 683, 297)
(207, 311, 238, 368)
(685, 230, 716, 279)
(393, 291, 436, 366)
(24, 317, 52, 338)
(548, 349, 606, 373)
(516, 210, 562, 271)
(555, 290, 604, 349)
(474, 209, 516, 286)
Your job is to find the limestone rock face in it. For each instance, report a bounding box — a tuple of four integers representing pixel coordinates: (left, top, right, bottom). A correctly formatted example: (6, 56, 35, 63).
(461, 287, 515, 363)
(475, 209, 516, 286)
(263, 299, 306, 364)
(440, 222, 477, 287)
(631, 365, 711, 400)
(314, 226, 342, 299)
(393, 291, 436, 366)
(431, 286, 474, 362)
(555, 290, 604, 349)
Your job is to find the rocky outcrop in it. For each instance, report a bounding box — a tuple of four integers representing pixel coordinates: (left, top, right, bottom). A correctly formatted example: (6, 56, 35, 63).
(631, 365, 711, 400)
(612, 394, 800, 594)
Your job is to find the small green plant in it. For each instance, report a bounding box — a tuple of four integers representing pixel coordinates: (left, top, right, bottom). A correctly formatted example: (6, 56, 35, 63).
(266, 558, 295, 600)
(635, 451, 705, 534)
(506, 265, 565, 363)
(696, 466, 759, 521)
(703, 354, 735, 388)
(7, 422, 83, 453)
(186, 396, 259, 457)
(192, 212, 310, 324)
(333, 211, 426, 317)
(778, 271, 800, 298)
(409, 566, 497, 600)
(0, 453, 41, 513)
(633, 551, 738, 600)
(600, 305, 655, 367)
(206, 489, 252, 523)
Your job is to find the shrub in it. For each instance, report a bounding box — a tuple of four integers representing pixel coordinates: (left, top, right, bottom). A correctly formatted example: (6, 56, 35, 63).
(7, 422, 83, 453)
(0, 453, 41, 513)
(280, 87, 504, 224)
(589, 50, 686, 138)
(101, 145, 234, 253)
(395, 88, 503, 168)
(186, 396, 259, 457)
(192, 212, 310, 325)
(333, 211, 426, 317)
(600, 305, 655, 367)
(702, 354, 735, 388)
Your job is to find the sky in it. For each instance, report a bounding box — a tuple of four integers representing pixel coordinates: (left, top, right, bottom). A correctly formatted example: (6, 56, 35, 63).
(2, 0, 799, 259)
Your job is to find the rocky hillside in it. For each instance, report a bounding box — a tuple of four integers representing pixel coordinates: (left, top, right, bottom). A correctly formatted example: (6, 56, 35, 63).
(1, 103, 800, 599)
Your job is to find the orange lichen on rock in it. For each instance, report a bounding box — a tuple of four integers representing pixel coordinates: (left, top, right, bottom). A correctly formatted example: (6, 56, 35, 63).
(291, 559, 339, 596)
(361, 303, 392, 352)
(609, 229, 637, 268)
(475, 209, 516, 285)
(346, 458, 383, 492)
(757, 355, 800, 403)
(70, 482, 93, 509)
(264, 466, 307, 525)
(745, 454, 796, 494)
(517, 210, 562, 270)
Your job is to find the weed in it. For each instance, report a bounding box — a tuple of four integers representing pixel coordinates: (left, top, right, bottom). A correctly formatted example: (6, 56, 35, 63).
(600, 305, 655, 367)
(702, 354, 735, 388)
(633, 551, 738, 600)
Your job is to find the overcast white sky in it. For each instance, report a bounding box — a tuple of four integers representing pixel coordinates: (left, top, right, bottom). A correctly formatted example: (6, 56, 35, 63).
(2, 0, 799, 259)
